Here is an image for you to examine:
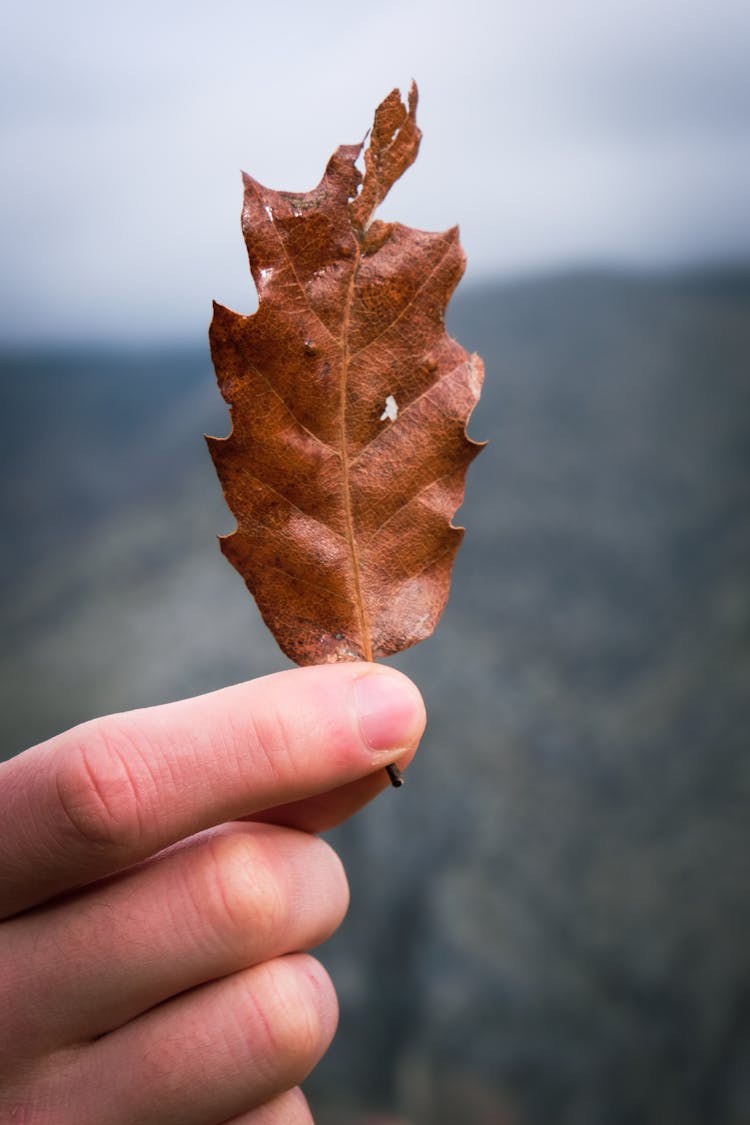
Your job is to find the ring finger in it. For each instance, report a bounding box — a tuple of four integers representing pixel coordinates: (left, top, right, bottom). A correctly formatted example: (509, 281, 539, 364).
(76, 954, 336, 1125)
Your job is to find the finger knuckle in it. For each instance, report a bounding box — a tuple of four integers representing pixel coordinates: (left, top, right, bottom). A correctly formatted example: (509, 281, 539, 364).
(53, 717, 152, 854)
(200, 832, 290, 954)
(248, 956, 337, 1082)
(241, 706, 297, 789)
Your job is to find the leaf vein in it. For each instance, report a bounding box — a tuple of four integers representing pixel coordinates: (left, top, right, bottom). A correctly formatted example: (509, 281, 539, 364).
(236, 471, 347, 544)
(349, 360, 465, 465)
(348, 236, 455, 361)
(249, 181, 339, 346)
(261, 561, 351, 606)
(369, 468, 461, 540)
(243, 358, 333, 453)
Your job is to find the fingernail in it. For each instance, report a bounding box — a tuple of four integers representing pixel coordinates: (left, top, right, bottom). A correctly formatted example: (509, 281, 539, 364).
(354, 671, 421, 760)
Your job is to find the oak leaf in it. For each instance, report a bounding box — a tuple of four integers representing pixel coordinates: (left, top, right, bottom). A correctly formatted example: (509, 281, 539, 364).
(208, 84, 484, 666)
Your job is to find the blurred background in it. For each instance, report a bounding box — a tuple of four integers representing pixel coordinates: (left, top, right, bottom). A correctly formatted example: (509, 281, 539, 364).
(2, 1, 749, 1122)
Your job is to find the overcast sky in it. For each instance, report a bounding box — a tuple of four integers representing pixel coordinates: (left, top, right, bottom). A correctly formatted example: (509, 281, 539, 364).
(2, 0, 749, 342)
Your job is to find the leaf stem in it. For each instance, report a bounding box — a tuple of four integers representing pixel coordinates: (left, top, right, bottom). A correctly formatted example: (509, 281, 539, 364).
(386, 763, 404, 787)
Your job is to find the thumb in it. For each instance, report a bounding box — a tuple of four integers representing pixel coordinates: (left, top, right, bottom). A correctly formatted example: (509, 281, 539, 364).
(0, 663, 425, 918)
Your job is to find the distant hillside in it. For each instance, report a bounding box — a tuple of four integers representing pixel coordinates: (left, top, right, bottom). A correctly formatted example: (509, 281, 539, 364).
(2, 270, 749, 1125)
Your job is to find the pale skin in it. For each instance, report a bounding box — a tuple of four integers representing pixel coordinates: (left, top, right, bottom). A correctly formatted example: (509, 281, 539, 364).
(0, 663, 425, 1124)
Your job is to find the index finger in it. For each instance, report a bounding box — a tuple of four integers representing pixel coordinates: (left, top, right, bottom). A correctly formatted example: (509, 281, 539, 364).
(0, 664, 424, 918)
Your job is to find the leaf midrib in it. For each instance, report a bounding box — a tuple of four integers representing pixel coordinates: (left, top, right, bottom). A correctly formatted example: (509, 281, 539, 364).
(339, 240, 373, 661)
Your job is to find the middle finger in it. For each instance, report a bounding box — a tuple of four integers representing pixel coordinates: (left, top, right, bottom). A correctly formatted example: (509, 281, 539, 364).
(2, 822, 348, 1052)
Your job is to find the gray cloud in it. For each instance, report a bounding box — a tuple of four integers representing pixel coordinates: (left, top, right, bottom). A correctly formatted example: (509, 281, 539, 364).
(1, 0, 749, 341)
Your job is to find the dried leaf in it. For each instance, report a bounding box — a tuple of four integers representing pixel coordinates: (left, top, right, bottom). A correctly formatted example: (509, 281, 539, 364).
(208, 83, 484, 665)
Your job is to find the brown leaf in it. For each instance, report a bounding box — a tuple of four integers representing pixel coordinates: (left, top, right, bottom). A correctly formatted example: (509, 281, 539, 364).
(208, 83, 484, 665)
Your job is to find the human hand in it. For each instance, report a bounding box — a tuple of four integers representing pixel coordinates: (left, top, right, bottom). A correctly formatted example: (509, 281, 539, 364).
(0, 663, 424, 1124)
